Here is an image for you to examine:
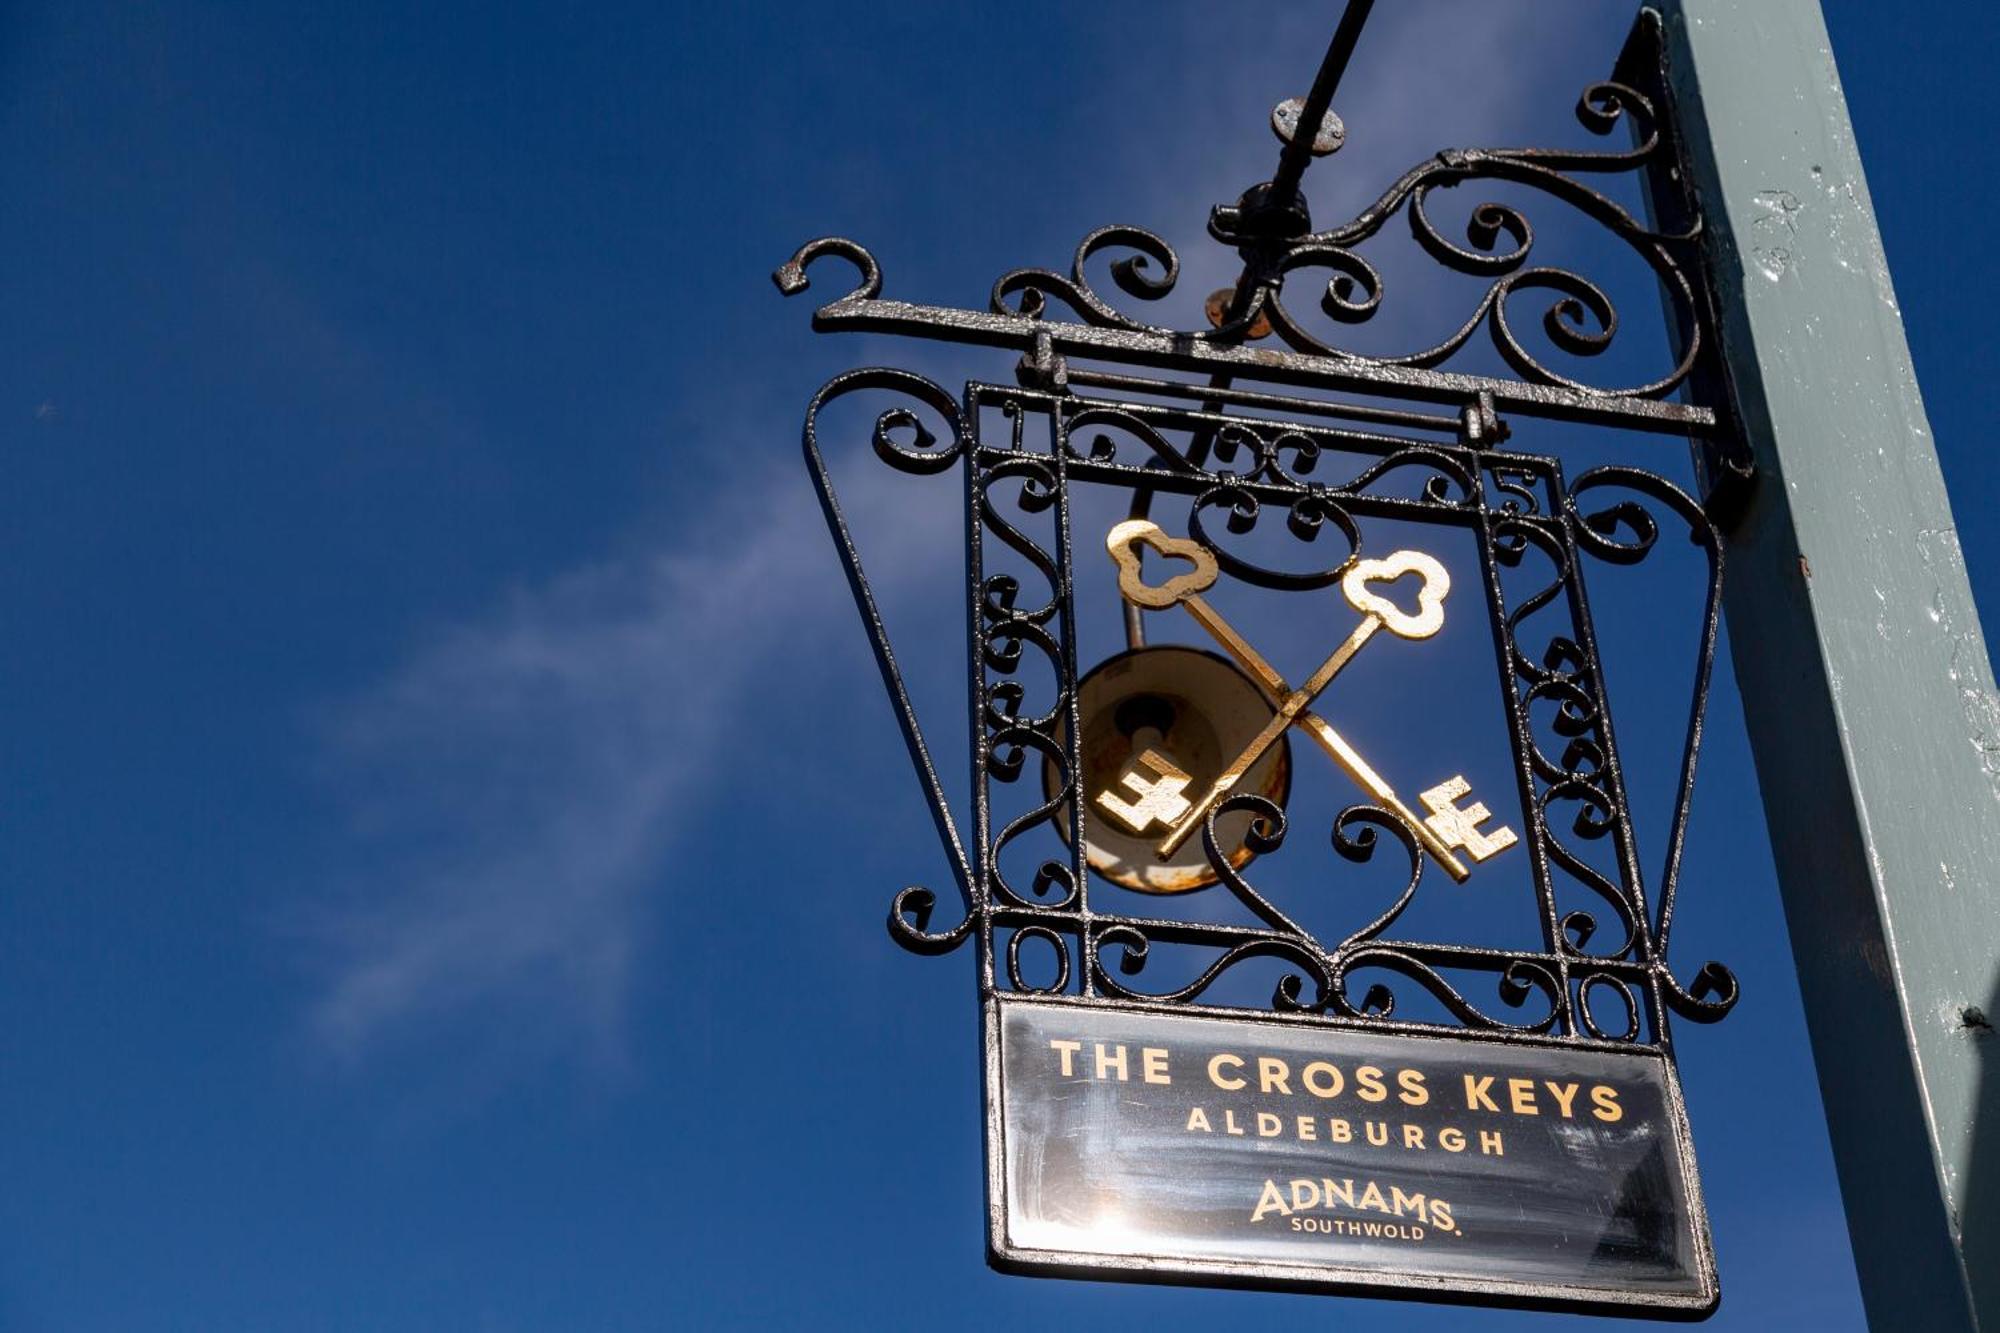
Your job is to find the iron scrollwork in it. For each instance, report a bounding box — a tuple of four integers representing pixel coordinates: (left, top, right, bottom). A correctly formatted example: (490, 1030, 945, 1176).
(783, 9, 1738, 1061)
(988, 76, 1699, 400)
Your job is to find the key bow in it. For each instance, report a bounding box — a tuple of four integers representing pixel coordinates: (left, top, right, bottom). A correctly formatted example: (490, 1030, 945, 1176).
(1106, 519, 1219, 609)
(1342, 550, 1450, 640)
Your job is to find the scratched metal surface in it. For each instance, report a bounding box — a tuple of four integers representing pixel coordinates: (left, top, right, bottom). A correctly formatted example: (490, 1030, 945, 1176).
(1662, 2, 2000, 1327)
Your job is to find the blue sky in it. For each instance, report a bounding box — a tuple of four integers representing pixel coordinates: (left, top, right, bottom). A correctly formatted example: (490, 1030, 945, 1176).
(1, 2, 1993, 1329)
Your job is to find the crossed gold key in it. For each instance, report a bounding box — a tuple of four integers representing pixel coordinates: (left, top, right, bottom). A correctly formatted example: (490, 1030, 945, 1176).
(1097, 519, 1517, 882)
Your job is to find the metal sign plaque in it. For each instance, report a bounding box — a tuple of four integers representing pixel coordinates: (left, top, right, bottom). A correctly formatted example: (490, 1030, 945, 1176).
(989, 997, 1715, 1314)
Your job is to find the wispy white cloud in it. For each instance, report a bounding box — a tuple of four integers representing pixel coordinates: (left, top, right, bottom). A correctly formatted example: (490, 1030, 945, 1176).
(305, 450, 951, 1067)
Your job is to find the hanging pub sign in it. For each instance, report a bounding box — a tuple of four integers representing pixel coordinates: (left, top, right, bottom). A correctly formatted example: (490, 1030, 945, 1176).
(775, 8, 1746, 1319)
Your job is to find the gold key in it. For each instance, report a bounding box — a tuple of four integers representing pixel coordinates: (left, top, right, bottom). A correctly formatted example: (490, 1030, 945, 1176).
(1102, 520, 1512, 880)
(1095, 748, 1195, 833)
(1419, 775, 1518, 862)
(1154, 544, 1448, 858)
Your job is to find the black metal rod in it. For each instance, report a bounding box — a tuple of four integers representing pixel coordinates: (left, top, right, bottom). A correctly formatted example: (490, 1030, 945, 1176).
(1119, 381, 1225, 649)
(1067, 368, 1460, 435)
(1119, 1, 1375, 651)
(1270, 0, 1376, 202)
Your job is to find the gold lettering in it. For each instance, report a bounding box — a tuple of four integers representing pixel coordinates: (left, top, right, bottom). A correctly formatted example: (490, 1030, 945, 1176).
(1431, 1199, 1456, 1233)
(1290, 1179, 1322, 1211)
(1325, 1177, 1356, 1208)
(1365, 1120, 1389, 1146)
(1479, 1129, 1505, 1156)
(1225, 1108, 1245, 1136)
(1330, 1118, 1353, 1144)
(1358, 1181, 1389, 1212)
(1439, 1126, 1466, 1152)
(1141, 1047, 1171, 1085)
(1507, 1077, 1539, 1115)
(1095, 1044, 1128, 1081)
(1256, 1112, 1282, 1138)
(1301, 1060, 1344, 1098)
(1186, 1107, 1212, 1133)
(1208, 1053, 1246, 1091)
(1464, 1074, 1498, 1112)
(1397, 1068, 1429, 1106)
(1402, 1124, 1426, 1150)
(1049, 1039, 1081, 1077)
(1355, 1065, 1388, 1103)
(1251, 1178, 1290, 1222)
(1297, 1116, 1318, 1141)
(1591, 1084, 1624, 1123)
(1544, 1080, 1580, 1118)
(1257, 1057, 1293, 1095)
(1391, 1186, 1428, 1222)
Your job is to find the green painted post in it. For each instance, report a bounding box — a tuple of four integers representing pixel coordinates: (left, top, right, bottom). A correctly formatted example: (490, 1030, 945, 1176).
(1659, 3, 2000, 1326)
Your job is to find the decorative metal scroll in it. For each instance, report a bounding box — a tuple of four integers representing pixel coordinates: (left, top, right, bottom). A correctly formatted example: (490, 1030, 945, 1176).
(778, 9, 1739, 1060)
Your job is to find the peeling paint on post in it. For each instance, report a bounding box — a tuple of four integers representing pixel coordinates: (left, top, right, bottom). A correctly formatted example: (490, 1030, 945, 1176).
(1660, 2, 2000, 1327)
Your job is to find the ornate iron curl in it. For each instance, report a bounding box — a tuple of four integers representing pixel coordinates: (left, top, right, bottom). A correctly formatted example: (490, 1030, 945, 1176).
(1090, 926, 1335, 1015)
(782, 76, 1713, 418)
(803, 370, 975, 958)
(1567, 465, 1739, 1023)
(982, 77, 1692, 397)
(1331, 952, 1565, 1034)
(1187, 484, 1362, 591)
(781, 9, 1741, 1054)
(802, 369, 1741, 1049)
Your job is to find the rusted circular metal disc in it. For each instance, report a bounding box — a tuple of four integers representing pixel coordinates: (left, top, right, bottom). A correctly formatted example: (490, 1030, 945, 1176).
(1204, 288, 1273, 341)
(1271, 96, 1345, 156)
(1045, 645, 1290, 894)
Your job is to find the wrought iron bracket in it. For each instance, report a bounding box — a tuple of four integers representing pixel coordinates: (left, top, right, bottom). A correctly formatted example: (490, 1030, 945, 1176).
(776, 3, 1744, 1060)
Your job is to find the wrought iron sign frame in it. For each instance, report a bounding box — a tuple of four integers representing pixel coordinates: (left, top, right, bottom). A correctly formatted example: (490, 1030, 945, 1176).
(777, 7, 1745, 1317)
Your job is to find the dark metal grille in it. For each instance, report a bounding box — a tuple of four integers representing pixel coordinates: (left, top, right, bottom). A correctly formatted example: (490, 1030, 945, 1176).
(781, 9, 1739, 1058)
